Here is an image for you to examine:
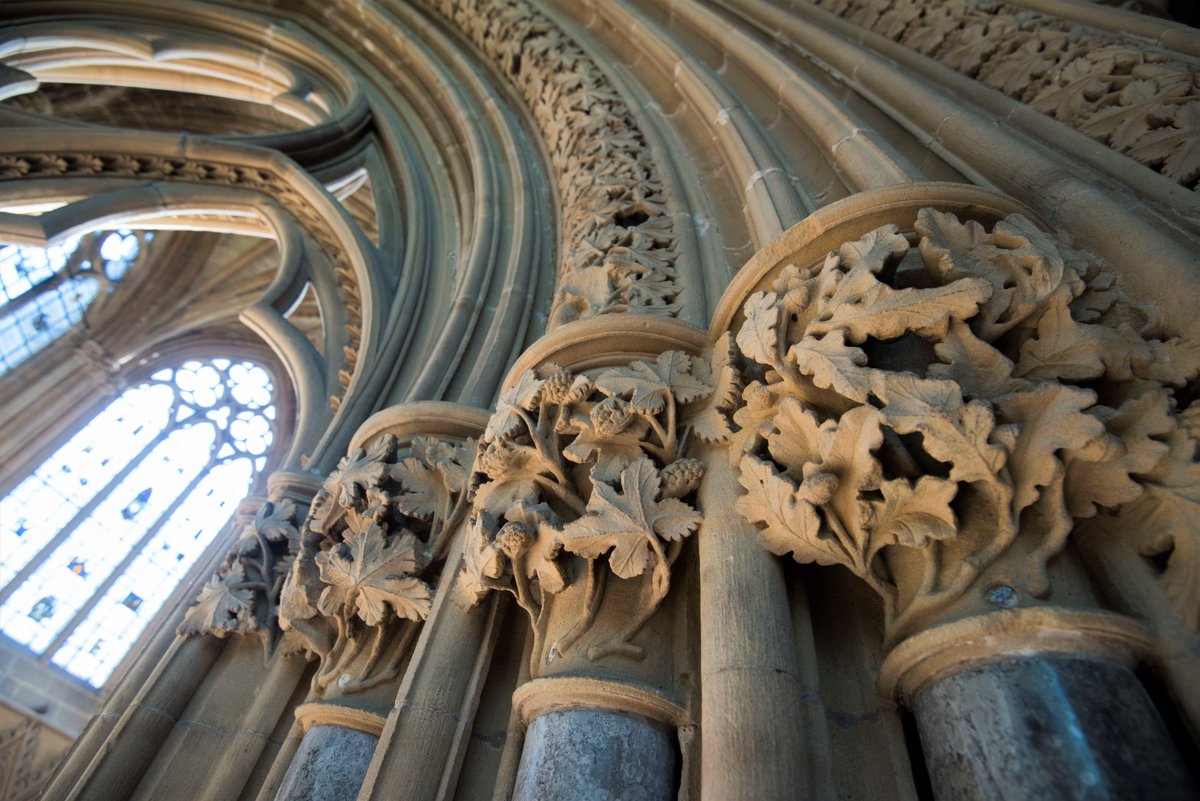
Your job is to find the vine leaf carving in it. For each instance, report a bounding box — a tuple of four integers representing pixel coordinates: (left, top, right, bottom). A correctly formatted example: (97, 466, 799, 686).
(595, 351, 712, 412)
(486, 370, 544, 441)
(315, 522, 431, 626)
(179, 565, 255, 637)
(683, 334, 741, 443)
(559, 458, 701, 580)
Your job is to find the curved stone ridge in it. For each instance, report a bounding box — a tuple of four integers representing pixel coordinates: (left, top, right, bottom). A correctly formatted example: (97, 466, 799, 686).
(815, 0, 1200, 190)
(429, 0, 683, 326)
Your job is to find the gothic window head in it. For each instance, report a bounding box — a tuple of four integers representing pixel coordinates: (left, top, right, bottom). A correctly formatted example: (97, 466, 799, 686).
(0, 357, 277, 687)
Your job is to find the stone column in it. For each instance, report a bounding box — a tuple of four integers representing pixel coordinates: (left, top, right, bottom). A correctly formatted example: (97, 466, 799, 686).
(911, 654, 1196, 801)
(695, 445, 812, 801)
(878, 608, 1198, 801)
(273, 724, 379, 801)
(512, 709, 676, 801)
(717, 186, 1200, 801)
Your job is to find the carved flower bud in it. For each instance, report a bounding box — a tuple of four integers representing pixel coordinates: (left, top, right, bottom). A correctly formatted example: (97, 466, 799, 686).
(543, 369, 593, 404)
(495, 522, 533, 559)
(478, 442, 516, 476)
(590, 396, 634, 436)
(799, 472, 839, 506)
(661, 458, 705, 498)
(746, 383, 772, 405)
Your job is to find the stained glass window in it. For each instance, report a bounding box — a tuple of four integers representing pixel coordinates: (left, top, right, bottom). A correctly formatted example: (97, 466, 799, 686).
(0, 358, 275, 687)
(0, 229, 147, 375)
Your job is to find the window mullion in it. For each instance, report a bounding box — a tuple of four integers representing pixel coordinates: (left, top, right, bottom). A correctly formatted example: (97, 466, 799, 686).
(40, 463, 214, 660)
(0, 271, 69, 320)
(0, 427, 172, 604)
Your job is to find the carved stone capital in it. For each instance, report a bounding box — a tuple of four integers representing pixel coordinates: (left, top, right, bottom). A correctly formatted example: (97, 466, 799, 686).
(723, 186, 1200, 644)
(277, 404, 483, 696)
(178, 483, 310, 647)
(455, 318, 729, 674)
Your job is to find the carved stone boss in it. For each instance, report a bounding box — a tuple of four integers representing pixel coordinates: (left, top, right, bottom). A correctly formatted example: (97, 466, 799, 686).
(727, 198, 1199, 646)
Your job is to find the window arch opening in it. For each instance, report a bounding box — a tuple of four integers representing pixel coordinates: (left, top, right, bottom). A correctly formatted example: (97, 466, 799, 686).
(0, 357, 276, 686)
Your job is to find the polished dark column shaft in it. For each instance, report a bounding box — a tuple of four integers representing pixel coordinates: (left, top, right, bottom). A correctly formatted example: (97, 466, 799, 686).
(913, 655, 1197, 801)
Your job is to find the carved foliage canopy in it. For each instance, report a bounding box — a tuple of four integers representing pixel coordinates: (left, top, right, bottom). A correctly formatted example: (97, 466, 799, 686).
(731, 209, 1200, 639)
(456, 346, 737, 662)
(277, 434, 473, 691)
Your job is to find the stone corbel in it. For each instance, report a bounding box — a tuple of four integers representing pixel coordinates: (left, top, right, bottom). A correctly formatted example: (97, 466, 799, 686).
(277, 404, 483, 698)
(454, 316, 722, 674)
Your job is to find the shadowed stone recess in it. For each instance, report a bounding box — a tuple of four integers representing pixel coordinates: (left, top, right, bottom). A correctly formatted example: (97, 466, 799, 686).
(512, 709, 677, 801)
(273, 724, 378, 801)
(912, 654, 1198, 801)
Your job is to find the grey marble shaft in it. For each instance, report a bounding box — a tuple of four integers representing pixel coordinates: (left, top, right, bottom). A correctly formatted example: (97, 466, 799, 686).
(512, 709, 677, 801)
(913, 654, 1197, 801)
(272, 724, 378, 801)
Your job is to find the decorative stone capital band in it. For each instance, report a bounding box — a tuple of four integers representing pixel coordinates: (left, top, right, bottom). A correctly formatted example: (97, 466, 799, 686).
(293, 702, 387, 737)
(877, 607, 1157, 700)
(512, 677, 688, 729)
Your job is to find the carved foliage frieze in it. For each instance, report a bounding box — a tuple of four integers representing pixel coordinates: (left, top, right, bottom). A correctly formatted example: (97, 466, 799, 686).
(0, 718, 63, 801)
(456, 346, 738, 662)
(815, 0, 1200, 190)
(278, 434, 473, 692)
(430, 0, 682, 325)
(731, 209, 1200, 639)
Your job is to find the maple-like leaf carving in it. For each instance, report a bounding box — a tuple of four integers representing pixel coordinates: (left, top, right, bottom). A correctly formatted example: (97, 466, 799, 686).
(485, 370, 544, 441)
(179, 565, 255, 637)
(595, 351, 712, 413)
(558, 457, 701, 579)
(1128, 101, 1200, 185)
(316, 524, 432, 625)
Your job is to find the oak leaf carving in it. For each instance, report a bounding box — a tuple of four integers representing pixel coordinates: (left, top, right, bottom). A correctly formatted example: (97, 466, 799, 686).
(735, 455, 842, 565)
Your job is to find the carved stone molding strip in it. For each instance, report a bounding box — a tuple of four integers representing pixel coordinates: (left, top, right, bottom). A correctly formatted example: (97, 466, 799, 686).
(877, 607, 1155, 700)
(0, 150, 364, 406)
(512, 676, 688, 727)
(811, 0, 1200, 190)
(427, 0, 683, 326)
(293, 702, 387, 736)
(726, 195, 1200, 643)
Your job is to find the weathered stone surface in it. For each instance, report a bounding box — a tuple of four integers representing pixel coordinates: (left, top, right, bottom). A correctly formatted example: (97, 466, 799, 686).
(272, 725, 378, 801)
(913, 655, 1198, 801)
(512, 710, 677, 801)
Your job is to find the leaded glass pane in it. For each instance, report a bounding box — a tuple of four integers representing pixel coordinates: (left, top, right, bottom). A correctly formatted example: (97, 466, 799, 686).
(0, 358, 276, 686)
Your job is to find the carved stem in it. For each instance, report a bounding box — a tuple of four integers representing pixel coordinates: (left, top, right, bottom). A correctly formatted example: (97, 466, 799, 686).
(549, 558, 607, 659)
(532, 475, 587, 517)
